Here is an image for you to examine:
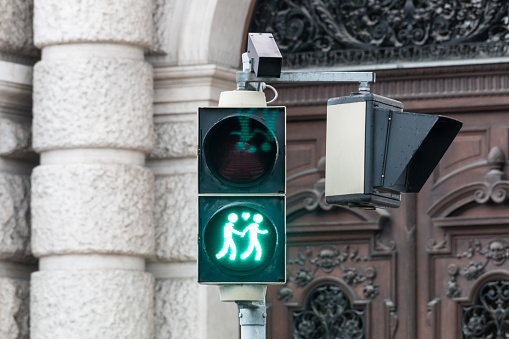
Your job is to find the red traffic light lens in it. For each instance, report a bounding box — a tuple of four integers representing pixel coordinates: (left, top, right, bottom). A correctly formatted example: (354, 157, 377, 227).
(204, 115, 277, 185)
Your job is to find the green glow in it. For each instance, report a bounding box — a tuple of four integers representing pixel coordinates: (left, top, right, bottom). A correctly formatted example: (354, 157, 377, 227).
(215, 213, 243, 260)
(240, 214, 268, 261)
(261, 142, 271, 152)
(205, 205, 276, 274)
(215, 212, 269, 261)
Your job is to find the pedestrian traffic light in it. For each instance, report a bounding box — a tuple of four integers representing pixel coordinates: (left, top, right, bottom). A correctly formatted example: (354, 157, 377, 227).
(198, 95, 286, 284)
(325, 92, 462, 209)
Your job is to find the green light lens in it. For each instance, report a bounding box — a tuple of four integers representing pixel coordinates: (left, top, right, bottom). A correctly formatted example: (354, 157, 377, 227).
(204, 205, 277, 275)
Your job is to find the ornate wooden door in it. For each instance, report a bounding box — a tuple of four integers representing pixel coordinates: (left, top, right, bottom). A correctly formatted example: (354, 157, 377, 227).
(263, 63, 509, 338)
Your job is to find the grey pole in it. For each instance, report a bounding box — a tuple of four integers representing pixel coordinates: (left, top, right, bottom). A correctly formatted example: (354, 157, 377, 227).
(237, 301, 267, 339)
(236, 70, 375, 93)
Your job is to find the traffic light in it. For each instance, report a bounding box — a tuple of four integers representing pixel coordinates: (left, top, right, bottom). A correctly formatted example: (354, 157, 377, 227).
(325, 92, 462, 209)
(198, 101, 286, 284)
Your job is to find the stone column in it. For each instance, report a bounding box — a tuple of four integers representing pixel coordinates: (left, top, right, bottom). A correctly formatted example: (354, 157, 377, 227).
(30, 1, 155, 338)
(0, 1, 38, 338)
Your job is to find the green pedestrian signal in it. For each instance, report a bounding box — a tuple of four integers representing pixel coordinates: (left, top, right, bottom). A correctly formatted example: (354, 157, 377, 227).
(215, 213, 244, 261)
(239, 213, 268, 261)
(198, 102, 286, 285)
(205, 207, 277, 274)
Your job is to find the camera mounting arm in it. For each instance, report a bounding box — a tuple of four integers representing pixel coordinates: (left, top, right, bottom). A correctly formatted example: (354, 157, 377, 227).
(236, 70, 376, 93)
(240, 33, 375, 93)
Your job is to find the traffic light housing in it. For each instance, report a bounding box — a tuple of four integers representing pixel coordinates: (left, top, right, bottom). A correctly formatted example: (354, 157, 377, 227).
(325, 93, 462, 209)
(198, 104, 286, 284)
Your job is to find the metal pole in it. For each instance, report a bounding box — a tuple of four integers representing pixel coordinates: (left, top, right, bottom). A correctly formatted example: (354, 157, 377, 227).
(236, 71, 375, 93)
(237, 301, 267, 339)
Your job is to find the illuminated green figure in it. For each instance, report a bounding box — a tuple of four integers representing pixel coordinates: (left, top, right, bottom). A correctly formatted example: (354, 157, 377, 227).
(240, 214, 268, 261)
(216, 213, 244, 260)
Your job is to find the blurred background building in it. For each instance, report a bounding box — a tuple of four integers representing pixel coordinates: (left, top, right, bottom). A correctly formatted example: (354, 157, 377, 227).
(1, 0, 509, 338)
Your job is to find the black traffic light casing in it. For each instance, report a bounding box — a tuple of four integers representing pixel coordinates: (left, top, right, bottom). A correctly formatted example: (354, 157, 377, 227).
(198, 107, 285, 194)
(325, 93, 462, 209)
(198, 106, 286, 284)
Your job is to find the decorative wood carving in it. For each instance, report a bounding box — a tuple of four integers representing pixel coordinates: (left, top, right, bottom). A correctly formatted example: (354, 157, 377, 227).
(284, 245, 380, 300)
(445, 237, 509, 299)
(249, 0, 509, 67)
(292, 284, 365, 339)
(428, 146, 509, 228)
(268, 152, 397, 338)
(286, 157, 391, 234)
(461, 278, 509, 338)
(253, 33, 509, 334)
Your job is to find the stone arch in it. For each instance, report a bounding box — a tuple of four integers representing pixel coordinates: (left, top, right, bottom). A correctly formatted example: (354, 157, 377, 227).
(149, 0, 253, 68)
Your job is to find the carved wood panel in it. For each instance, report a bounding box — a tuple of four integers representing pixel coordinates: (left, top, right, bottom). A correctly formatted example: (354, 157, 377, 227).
(264, 63, 509, 339)
(421, 126, 509, 338)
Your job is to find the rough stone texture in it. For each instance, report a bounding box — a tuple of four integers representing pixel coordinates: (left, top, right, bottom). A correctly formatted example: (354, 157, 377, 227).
(154, 278, 198, 339)
(0, 277, 29, 339)
(0, 0, 38, 56)
(31, 270, 154, 339)
(31, 164, 155, 257)
(33, 58, 154, 153)
(0, 117, 32, 158)
(151, 121, 196, 159)
(0, 173, 31, 260)
(154, 173, 197, 261)
(33, 0, 152, 48)
(149, 0, 172, 56)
